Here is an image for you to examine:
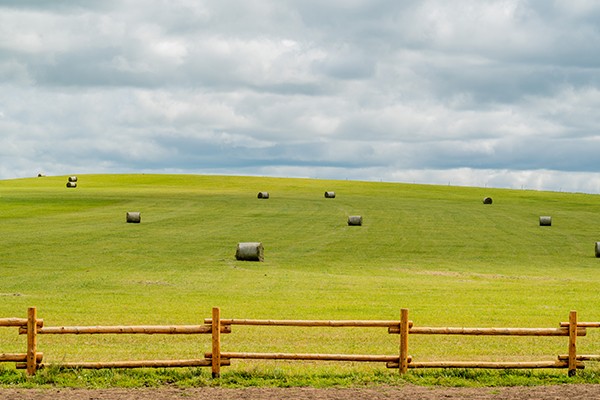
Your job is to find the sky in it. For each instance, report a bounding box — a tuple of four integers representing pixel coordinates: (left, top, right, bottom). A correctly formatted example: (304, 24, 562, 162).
(1, 0, 600, 193)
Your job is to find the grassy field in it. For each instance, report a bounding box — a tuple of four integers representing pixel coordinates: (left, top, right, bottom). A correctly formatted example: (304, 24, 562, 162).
(1, 173, 600, 385)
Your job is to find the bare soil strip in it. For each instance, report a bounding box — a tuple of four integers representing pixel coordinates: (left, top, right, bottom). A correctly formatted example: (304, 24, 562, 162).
(2, 385, 600, 400)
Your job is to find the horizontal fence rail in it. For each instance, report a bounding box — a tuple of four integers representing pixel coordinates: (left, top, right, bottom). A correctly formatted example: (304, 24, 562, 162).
(18, 325, 232, 335)
(1, 307, 598, 377)
(0, 318, 43, 328)
(393, 361, 579, 369)
(561, 322, 600, 328)
(205, 352, 408, 363)
(15, 359, 231, 371)
(204, 318, 411, 328)
(389, 326, 586, 336)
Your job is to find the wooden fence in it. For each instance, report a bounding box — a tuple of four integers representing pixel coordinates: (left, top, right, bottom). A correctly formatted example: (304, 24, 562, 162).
(0, 307, 595, 377)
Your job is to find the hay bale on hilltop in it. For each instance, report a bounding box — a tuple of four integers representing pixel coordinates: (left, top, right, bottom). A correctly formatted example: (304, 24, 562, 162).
(483, 197, 493, 204)
(66, 182, 77, 188)
(257, 192, 269, 199)
(126, 212, 141, 223)
(236, 242, 264, 262)
(324, 191, 336, 198)
(68, 176, 78, 182)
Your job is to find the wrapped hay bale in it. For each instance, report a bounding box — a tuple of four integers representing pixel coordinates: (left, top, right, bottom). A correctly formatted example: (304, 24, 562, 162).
(483, 197, 493, 204)
(126, 211, 141, 223)
(257, 192, 269, 199)
(595, 242, 600, 258)
(347, 215, 363, 226)
(539, 216, 552, 226)
(66, 182, 77, 188)
(68, 176, 78, 182)
(324, 191, 336, 198)
(235, 242, 264, 261)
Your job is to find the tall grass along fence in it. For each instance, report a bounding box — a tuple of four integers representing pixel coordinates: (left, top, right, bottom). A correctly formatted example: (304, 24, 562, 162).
(0, 307, 594, 377)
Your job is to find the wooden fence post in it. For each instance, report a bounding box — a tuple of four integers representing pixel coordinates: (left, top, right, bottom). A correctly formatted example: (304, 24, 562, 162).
(399, 308, 409, 374)
(568, 310, 577, 376)
(211, 307, 221, 378)
(26, 307, 38, 376)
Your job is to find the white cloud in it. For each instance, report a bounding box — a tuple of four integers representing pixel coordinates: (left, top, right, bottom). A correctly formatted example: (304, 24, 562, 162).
(0, 0, 600, 193)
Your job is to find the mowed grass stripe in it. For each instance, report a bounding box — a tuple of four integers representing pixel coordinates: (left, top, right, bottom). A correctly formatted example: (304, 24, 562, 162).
(0, 174, 599, 367)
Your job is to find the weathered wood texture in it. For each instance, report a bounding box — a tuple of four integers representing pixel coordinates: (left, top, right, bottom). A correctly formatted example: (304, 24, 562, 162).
(403, 361, 584, 369)
(0, 353, 42, 362)
(211, 307, 221, 378)
(559, 354, 600, 361)
(399, 308, 409, 374)
(204, 318, 405, 327)
(26, 307, 38, 376)
(0, 318, 43, 328)
(206, 352, 405, 362)
(19, 325, 230, 335)
(388, 327, 586, 336)
(569, 310, 578, 376)
(561, 321, 600, 328)
(16, 359, 231, 370)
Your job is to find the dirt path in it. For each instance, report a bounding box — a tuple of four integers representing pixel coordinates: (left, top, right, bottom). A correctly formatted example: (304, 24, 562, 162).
(2, 385, 600, 400)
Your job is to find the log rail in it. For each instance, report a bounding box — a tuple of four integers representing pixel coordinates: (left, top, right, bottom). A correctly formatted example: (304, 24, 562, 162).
(0, 307, 597, 377)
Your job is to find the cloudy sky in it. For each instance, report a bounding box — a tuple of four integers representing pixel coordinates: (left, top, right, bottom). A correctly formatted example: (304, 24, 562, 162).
(1, 0, 600, 193)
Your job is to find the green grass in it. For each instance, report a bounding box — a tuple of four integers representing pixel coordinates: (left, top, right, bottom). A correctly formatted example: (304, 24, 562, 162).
(4, 365, 600, 388)
(1, 173, 600, 387)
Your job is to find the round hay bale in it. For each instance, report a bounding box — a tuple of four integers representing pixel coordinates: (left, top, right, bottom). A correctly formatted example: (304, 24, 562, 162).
(235, 242, 264, 262)
(347, 215, 363, 226)
(539, 216, 552, 226)
(126, 211, 141, 223)
(483, 197, 493, 204)
(595, 242, 600, 258)
(68, 176, 78, 182)
(324, 191, 336, 198)
(257, 192, 269, 199)
(66, 182, 77, 188)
